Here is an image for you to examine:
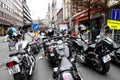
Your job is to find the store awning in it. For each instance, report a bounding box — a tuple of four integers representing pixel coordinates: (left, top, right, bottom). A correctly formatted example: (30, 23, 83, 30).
(0, 21, 11, 26)
(79, 16, 88, 22)
(63, 20, 69, 24)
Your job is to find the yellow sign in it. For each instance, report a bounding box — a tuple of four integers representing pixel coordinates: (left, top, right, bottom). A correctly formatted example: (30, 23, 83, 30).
(107, 19, 120, 30)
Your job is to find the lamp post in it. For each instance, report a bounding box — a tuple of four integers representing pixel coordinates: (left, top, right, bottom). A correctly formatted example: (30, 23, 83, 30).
(87, 0, 91, 40)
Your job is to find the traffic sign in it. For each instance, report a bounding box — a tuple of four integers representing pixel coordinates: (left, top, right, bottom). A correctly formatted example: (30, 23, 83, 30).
(111, 9, 120, 20)
(32, 24, 40, 32)
(107, 19, 120, 30)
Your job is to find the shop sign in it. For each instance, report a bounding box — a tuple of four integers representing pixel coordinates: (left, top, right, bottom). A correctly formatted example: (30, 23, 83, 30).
(90, 12, 100, 19)
(107, 19, 120, 30)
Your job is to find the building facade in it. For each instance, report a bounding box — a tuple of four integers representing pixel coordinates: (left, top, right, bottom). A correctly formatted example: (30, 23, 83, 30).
(0, 0, 31, 36)
(107, 0, 120, 43)
(48, 0, 63, 29)
(23, 0, 32, 27)
(0, 0, 24, 35)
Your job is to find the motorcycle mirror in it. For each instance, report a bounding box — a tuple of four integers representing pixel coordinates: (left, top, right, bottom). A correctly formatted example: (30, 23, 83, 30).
(53, 67, 58, 72)
(96, 35, 101, 39)
(70, 58, 75, 62)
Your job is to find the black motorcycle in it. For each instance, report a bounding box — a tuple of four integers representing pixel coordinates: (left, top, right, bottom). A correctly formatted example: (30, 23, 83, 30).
(71, 35, 111, 74)
(96, 33, 120, 64)
(44, 39, 59, 67)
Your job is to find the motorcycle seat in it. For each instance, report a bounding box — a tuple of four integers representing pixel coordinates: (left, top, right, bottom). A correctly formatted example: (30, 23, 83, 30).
(59, 57, 72, 71)
(9, 52, 25, 57)
(116, 49, 120, 54)
(88, 43, 96, 48)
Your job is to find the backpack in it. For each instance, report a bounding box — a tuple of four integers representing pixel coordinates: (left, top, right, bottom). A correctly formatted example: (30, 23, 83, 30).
(7, 28, 13, 36)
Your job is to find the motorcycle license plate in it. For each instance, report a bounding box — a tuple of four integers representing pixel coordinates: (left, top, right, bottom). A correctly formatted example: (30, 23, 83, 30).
(102, 54, 111, 63)
(50, 53, 54, 57)
(8, 65, 20, 75)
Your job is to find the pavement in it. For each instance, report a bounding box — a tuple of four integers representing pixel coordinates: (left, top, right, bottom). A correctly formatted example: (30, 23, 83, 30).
(0, 36, 5, 43)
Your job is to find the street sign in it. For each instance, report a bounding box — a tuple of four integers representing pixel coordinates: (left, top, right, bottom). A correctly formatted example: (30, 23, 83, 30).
(32, 24, 40, 32)
(111, 9, 120, 20)
(107, 19, 120, 30)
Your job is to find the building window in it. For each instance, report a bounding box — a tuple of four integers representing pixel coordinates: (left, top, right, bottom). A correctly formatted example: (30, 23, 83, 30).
(3, 4, 5, 8)
(0, 2, 3, 7)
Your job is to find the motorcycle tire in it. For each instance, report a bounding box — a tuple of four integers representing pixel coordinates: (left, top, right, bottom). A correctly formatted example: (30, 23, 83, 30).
(13, 73, 28, 80)
(93, 58, 110, 74)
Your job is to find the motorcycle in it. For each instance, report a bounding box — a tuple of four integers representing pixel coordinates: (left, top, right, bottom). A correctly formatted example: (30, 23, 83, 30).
(53, 55, 83, 80)
(55, 37, 71, 59)
(5, 39, 36, 80)
(71, 34, 111, 74)
(53, 36, 83, 80)
(27, 33, 42, 55)
(29, 37, 41, 54)
(44, 38, 59, 67)
(96, 31, 120, 64)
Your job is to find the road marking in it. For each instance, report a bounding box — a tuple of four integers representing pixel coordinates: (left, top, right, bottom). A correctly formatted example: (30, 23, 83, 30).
(37, 56, 44, 60)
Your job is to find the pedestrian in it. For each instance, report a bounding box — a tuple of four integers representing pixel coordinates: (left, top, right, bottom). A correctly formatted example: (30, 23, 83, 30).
(7, 25, 17, 40)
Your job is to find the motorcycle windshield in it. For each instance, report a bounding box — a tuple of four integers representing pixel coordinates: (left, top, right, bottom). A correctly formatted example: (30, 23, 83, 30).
(105, 36, 119, 49)
(79, 41, 88, 51)
(64, 45, 70, 57)
(59, 57, 72, 71)
(56, 44, 69, 57)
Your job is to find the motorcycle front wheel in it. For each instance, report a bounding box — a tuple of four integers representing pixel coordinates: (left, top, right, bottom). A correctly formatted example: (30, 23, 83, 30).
(13, 73, 28, 80)
(8, 41, 16, 51)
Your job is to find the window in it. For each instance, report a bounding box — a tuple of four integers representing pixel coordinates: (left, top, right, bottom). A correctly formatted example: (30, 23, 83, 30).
(0, 2, 3, 7)
(3, 4, 5, 8)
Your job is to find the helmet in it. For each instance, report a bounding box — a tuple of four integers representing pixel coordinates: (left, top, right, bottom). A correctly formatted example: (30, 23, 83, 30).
(17, 34, 22, 38)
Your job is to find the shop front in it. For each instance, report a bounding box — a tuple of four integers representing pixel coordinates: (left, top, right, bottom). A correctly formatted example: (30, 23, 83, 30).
(73, 8, 104, 41)
(107, 0, 120, 43)
(0, 18, 12, 36)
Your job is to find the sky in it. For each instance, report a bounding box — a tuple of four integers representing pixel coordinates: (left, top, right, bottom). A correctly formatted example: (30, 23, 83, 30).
(27, 0, 52, 20)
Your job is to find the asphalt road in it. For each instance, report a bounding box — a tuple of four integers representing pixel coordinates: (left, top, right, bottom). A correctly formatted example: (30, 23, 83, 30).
(0, 33, 120, 80)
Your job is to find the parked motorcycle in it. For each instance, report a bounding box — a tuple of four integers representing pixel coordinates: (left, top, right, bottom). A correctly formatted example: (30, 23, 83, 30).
(96, 31, 120, 64)
(29, 37, 41, 54)
(44, 38, 59, 67)
(27, 32, 42, 54)
(71, 34, 111, 74)
(53, 55, 83, 80)
(5, 38, 36, 80)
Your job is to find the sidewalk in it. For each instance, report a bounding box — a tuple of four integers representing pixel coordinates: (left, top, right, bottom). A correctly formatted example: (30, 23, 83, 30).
(0, 36, 5, 43)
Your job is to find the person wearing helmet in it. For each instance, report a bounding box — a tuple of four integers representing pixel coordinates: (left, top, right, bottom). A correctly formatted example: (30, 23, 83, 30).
(7, 25, 18, 41)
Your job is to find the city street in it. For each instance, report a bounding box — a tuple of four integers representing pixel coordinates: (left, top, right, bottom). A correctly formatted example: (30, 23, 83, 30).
(0, 34, 120, 80)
